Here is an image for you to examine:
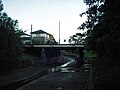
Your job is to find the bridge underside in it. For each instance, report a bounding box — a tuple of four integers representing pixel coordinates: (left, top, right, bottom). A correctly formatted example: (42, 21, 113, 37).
(24, 45, 84, 55)
(23, 44, 84, 66)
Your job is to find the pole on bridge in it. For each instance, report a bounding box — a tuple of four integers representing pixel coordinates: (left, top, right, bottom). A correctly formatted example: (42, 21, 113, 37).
(30, 24, 33, 45)
(59, 21, 60, 44)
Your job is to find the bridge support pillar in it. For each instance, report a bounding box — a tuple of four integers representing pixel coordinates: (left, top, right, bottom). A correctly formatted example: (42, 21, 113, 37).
(41, 48, 47, 65)
(75, 48, 84, 67)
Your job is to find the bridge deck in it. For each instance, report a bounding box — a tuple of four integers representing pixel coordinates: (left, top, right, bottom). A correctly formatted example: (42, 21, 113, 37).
(23, 44, 84, 48)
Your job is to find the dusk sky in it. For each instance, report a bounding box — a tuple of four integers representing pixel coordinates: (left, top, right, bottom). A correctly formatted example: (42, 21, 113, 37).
(2, 0, 87, 43)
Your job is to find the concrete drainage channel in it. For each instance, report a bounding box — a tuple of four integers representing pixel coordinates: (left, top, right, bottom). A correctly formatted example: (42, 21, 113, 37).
(0, 70, 49, 90)
(0, 57, 75, 90)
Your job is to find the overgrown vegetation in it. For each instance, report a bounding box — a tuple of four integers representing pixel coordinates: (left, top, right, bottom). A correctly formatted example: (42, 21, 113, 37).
(84, 51, 96, 57)
(0, 0, 23, 72)
(78, 0, 120, 89)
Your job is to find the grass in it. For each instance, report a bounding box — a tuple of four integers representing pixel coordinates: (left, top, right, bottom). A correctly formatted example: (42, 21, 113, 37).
(63, 50, 97, 58)
(84, 50, 97, 57)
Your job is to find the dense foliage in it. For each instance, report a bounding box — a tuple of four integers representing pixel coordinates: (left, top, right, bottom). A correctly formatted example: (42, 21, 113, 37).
(79, 0, 120, 89)
(68, 33, 85, 44)
(79, 0, 120, 58)
(0, 0, 22, 71)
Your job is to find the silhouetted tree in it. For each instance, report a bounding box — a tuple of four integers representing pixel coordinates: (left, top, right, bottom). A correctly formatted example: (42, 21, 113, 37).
(79, 0, 120, 58)
(79, 0, 120, 89)
(68, 33, 85, 44)
(0, 0, 22, 72)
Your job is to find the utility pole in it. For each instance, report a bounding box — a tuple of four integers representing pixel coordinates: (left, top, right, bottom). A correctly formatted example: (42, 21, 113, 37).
(31, 24, 32, 45)
(59, 21, 60, 44)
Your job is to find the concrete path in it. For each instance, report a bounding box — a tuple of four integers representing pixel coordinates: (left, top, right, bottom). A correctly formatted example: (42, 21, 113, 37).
(17, 70, 89, 90)
(17, 58, 90, 90)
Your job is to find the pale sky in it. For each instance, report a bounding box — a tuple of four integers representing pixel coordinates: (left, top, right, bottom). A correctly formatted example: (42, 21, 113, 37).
(2, 0, 87, 44)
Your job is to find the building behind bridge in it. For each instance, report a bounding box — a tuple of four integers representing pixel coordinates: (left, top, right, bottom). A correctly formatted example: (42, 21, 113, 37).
(20, 33, 31, 44)
(31, 30, 57, 44)
(20, 30, 57, 45)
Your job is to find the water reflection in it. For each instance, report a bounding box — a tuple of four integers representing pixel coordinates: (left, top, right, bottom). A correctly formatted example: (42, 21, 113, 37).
(61, 67, 75, 72)
(48, 57, 80, 73)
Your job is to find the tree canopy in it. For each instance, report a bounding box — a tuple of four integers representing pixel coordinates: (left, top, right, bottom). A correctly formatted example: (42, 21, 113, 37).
(0, 0, 22, 71)
(79, 0, 120, 89)
(79, 0, 120, 58)
(68, 33, 85, 44)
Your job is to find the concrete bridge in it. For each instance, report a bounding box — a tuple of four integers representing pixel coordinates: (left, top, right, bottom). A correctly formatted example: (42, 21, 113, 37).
(23, 44, 83, 48)
(23, 44, 84, 66)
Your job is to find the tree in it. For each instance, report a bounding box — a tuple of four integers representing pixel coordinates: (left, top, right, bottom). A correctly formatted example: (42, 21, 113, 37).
(78, 0, 104, 51)
(79, 0, 120, 89)
(79, 0, 120, 57)
(0, 0, 22, 71)
(68, 33, 85, 44)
